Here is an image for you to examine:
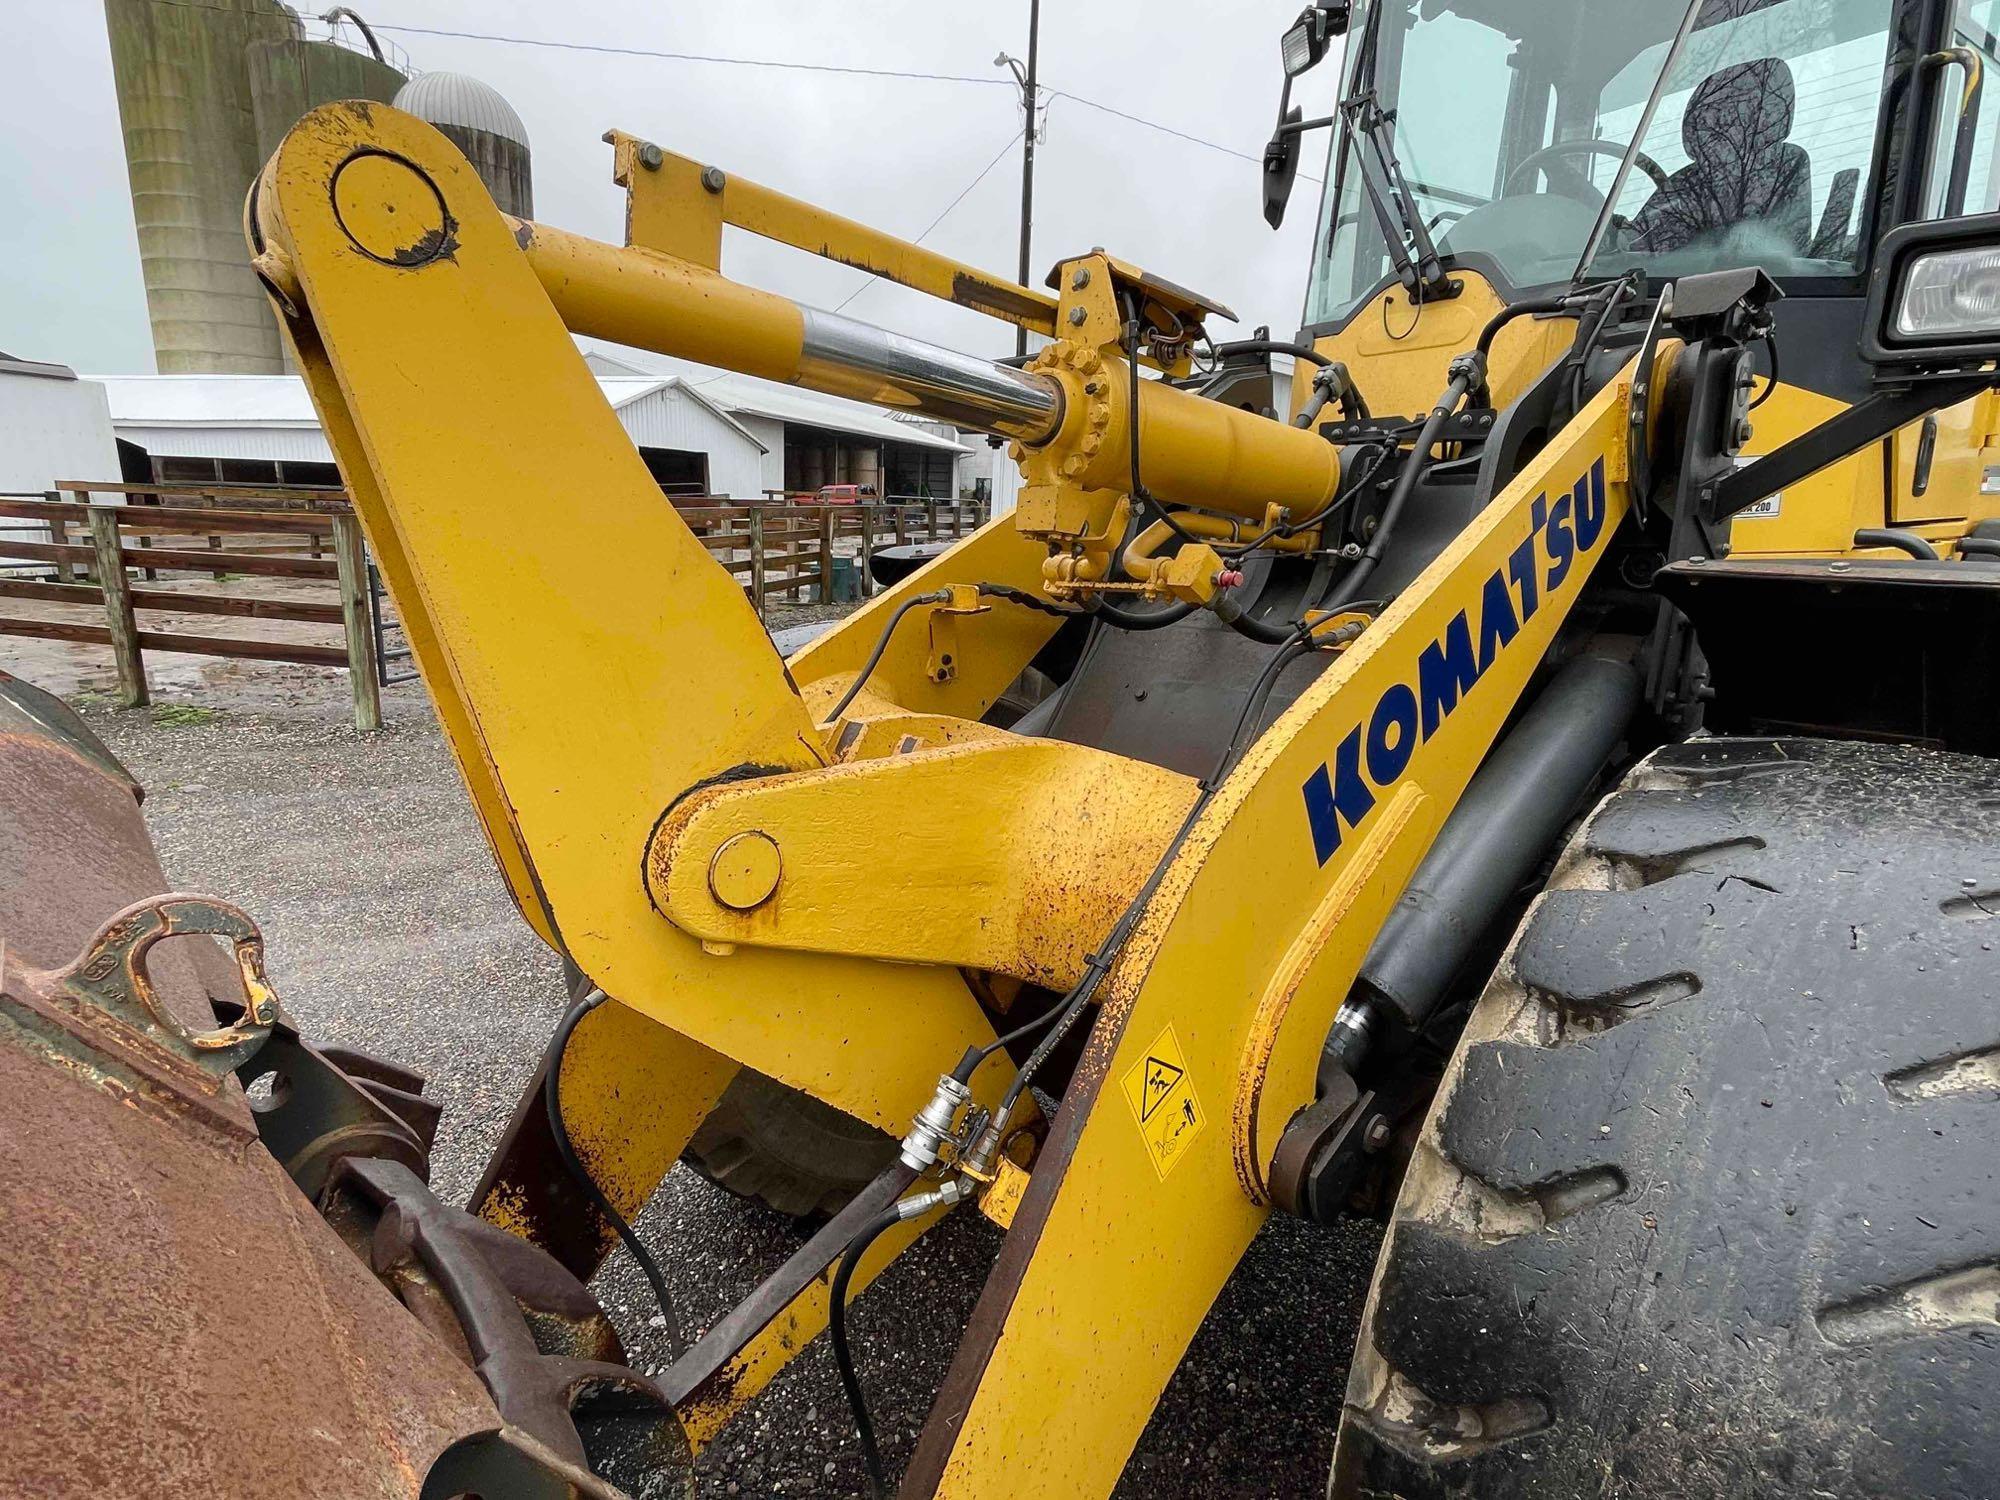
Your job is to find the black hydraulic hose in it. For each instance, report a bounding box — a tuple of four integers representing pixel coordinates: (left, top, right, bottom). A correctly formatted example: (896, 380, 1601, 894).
(824, 589, 952, 721)
(989, 612, 1373, 1116)
(1959, 535, 2000, 558)
(1855, 527, 1941, 560)
(831, 1198, 905, 1499)
(544, 989, 685, 1357)
(1096, 596, 1200, 630)
(1209, 338, 1333, 368)
(1220, 595, 1306, 644)
(1477, 296, 1573, 356)
(1322, 370, 1475, 613)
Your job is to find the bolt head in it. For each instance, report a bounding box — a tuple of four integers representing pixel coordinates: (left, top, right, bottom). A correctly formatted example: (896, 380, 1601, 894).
(638, 142, 665, 171)
(1362, 1116, 1393, 1152)
(1061, 455, 1088, 478)
(1071, 267, 1091, 290)
(700, 164, 727, 193)
(1067, 306, 1089, 327)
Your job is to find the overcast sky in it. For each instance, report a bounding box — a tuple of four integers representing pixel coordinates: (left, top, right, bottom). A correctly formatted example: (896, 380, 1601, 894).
(2, 2, 1335, 375)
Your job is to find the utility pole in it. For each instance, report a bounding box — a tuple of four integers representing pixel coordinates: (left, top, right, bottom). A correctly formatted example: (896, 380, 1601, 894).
(996, 0, 1042, 358)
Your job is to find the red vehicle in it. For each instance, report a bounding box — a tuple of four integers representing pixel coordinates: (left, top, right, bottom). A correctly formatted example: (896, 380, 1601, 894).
(800, 483, 876, 504)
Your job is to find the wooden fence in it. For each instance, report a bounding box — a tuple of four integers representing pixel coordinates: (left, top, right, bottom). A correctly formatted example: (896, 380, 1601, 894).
(0, 483, 380, 731)
(0, 486, 991, 726)
(684, 499, 986, 618)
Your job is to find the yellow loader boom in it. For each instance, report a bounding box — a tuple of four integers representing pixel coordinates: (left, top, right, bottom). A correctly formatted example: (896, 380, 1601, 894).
(247, 101, 1645, 1494)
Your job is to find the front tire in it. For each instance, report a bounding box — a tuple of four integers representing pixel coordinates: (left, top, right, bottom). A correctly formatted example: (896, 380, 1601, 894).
(1333, 737, 2000, 1498)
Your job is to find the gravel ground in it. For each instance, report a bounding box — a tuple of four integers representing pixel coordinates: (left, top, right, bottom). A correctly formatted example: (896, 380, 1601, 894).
(64, 636, 1382, 1499)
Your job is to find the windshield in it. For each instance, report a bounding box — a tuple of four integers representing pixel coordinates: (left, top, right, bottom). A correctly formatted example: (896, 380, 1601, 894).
(1306, 0, 1899, 326)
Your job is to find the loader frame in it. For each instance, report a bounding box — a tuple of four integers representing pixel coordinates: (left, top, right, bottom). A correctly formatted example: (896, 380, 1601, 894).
(248, 84, 1998, 1493)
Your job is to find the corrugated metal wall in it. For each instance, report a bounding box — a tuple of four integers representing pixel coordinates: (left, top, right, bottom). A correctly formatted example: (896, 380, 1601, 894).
(735, 414, 789, 497)
(613, 388, 766, 498)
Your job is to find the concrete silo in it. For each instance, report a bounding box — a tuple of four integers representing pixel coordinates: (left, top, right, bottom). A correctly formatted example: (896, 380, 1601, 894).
(393, 73, 534, 219)
(103, 0, 405, 373)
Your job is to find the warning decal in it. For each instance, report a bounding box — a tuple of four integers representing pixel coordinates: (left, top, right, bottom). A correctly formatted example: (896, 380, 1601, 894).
(1120, 1023, 1206, 1180)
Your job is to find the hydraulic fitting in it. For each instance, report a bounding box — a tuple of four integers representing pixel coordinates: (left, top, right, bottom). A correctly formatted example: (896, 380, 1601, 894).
(900, 1073, 973, 1171)
(893, 1174, 980, 1221)
(958, 1100, 1015, 1182)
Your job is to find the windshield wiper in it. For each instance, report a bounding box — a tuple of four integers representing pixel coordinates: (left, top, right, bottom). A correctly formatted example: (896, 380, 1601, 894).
(1570, 0, 1704, 282)
(1340, 88, 1452, 298)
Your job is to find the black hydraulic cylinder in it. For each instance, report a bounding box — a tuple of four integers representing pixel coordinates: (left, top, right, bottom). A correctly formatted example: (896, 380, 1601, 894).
(1355, 654, 1640, 1031)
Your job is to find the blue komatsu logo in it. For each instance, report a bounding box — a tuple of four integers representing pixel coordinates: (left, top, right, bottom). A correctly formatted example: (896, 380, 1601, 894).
(1301, 458, 1609, 867)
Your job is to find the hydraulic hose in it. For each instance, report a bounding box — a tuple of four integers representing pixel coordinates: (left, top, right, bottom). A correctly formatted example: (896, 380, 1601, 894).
(831, 1197, 906, 1498)
(1209, 338, 1333, 368)
(1854, 528, 1941, 560)
(1476, 296, 1574, 356)
(544, 989, 685, 1357)
(1321, 365, 1477, 613)
(1959, 535, 2000, 559)
(1096, 596, 1200, 630)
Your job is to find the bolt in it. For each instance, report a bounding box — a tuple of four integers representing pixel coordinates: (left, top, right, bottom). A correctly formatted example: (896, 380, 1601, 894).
(1362, 1116, 1392, 1153)
(637, 142, 664, 171)
(1083, 380, 1103, 396)
(700, 165, 726, 193)
(1068, 306, 1088, 328)
(1071, 266, 1091, 290)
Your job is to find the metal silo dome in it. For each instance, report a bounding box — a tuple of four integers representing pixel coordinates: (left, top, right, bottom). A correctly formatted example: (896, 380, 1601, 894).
(393, 72, 530, 149)
(393, 72, 534, 217)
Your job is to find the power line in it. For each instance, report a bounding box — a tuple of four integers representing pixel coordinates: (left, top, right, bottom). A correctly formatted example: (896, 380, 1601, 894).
(830, 131, 1025, 315)
(336, 13, 1316, 189)
(1048, 89, 1323, 188)
(370, 20, 1014, 88)
(155, 5, 1330, 202)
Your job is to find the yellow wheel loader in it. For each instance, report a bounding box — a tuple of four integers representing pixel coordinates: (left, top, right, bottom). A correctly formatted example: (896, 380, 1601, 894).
(9, 0, 2000, 1495)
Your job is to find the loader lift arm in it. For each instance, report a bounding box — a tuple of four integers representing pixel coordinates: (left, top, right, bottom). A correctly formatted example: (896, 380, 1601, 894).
(251, 101, 1648, 1496)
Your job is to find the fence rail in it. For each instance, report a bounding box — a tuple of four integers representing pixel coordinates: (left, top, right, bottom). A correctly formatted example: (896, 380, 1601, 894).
(0, 486, 991, 725)
(682, 499, 986, 618)
(0, 484, 380, 731)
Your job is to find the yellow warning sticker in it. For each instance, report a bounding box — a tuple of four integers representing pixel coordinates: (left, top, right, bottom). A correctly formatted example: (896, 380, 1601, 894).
(1120, 1022, 1206, 1181)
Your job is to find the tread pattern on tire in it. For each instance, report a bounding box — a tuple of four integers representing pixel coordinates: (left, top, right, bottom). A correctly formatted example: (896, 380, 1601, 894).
(684, 1069, 899, 1220)
(1332, 737, 2000, 1500)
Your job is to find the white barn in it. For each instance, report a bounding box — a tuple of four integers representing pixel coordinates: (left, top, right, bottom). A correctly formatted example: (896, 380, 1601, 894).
(582, 350, 974, 500)
(95, 373, 771, 500)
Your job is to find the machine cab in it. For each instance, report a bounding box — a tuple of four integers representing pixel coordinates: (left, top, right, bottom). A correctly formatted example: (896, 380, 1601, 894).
(1287, 0, 2000, 551)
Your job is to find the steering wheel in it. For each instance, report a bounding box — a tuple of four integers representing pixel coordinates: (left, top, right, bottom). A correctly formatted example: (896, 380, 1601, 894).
(1503, 139, 1670, 199)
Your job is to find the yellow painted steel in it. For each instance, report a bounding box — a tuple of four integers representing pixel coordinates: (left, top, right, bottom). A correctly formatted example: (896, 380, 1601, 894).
(255, 101, 1671, 1500)
(910, 376, 1638, 1498)
(1299, 269, 1577, 421)
(604, 131, 1061, 335)
(253, 104, 1003, 1142)
(788, 518, 1069, 723)
(646, 738, 1201, 990)
(1232, 781, 1432, 1203)
(513, 217, 812, 387)
(677, 1204, 950, 1452)
(479, 998, 739, 1261)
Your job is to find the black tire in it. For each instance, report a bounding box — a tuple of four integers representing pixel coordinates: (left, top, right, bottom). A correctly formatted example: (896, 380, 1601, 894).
(684, 1069, 899, 1220)
(1333, 737, 2000, 1499)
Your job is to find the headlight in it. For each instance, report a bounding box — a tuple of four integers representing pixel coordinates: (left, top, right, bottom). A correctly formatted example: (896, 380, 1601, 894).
(1895, 245, 2000, 339)
(1281, 10, 1325, 77)
(1864, 209, 2000, 375)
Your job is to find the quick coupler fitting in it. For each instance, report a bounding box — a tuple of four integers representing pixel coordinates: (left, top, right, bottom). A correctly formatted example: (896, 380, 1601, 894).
(900, 1073, 973, 1171)
(959, 1101, 1015, 1181)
